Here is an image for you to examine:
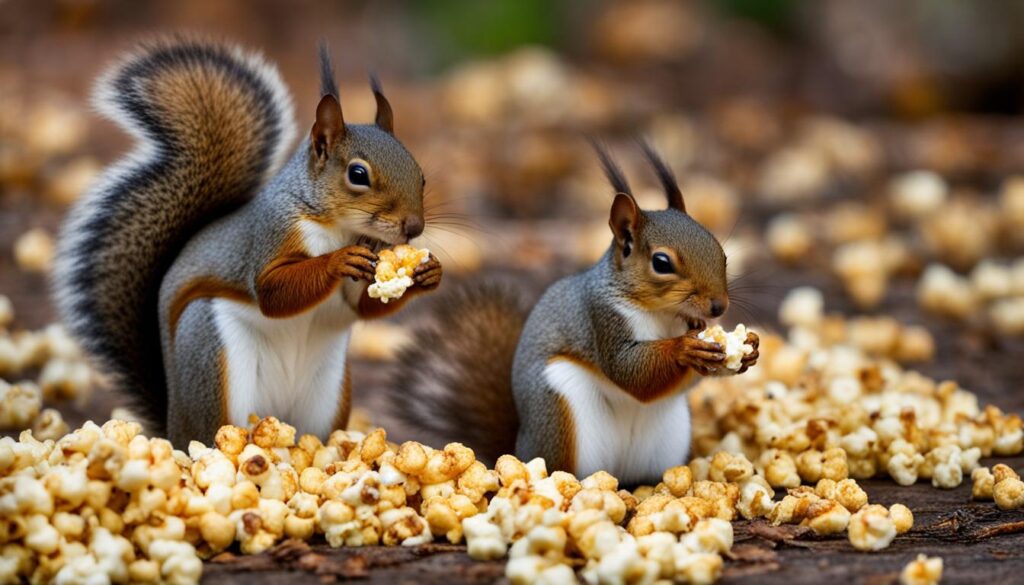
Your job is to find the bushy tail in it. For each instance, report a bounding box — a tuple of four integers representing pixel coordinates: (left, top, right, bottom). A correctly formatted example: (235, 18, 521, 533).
(386, 281, 528, 464)
(54, 36, 296, 432)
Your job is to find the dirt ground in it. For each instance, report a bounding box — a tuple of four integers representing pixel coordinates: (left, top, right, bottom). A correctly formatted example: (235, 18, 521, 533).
(4, 201, 1024, 583)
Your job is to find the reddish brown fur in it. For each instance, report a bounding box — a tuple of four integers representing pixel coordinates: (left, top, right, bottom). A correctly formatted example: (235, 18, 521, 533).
(168, 277, 252, 341)
(553, 393, 577, 474)
(218, 349, 230, 426)
(255, 226, 344, 318)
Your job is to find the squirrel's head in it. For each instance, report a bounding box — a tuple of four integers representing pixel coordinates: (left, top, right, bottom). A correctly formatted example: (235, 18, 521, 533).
(596, 142, 729, 324)
(306, 45, 424, 247)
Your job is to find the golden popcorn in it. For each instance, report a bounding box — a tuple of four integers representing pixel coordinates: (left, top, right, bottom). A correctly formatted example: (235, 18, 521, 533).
(848, 505, 897, 551)
(900, 554, 943, 585)
(13, 227, 55, 273)
(367, 245, 430, 303)
(696, 324, 755, 370)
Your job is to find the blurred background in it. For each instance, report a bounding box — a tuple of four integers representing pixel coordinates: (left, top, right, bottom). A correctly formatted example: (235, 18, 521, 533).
(1, 0, 1023, 437)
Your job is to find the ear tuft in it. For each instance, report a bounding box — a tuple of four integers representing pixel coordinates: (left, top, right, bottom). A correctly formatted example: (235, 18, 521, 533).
(318, 41, 339, 98)
(638, 139, 685, 213)
(369, 72, 394, 134)
(311, 94, 344, 160)
(591, 139, 632, 196)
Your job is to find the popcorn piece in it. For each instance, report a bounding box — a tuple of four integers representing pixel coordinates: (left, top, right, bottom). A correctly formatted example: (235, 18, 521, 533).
(778, 287, 824, 329)
(815, 478, 867, 513)
(737, 477, 775, 519)
(923, 445, 962, 489)
(971, 261, 1013, 301)
(993, 476, 1024, 510)
(0, 380, 41, 430)
(766, 214, 813, 264)
(760, 449, 800, 489)
(889, 504, 914, 535)
(886, 441, 924, 486)
(848, 505, 897, 551)
(990, 297, 1024, 337)
(895, 325, 935, 364)
(708, 451, 753, 483)
(917, 264, 977, 320)
(972, 467, 994, 500)
(833, 240, 890, 309)
(803, 499, 850, 535)
(661, 465, 692, 497)
(13, 228, 55, 273)
(367, 245, 430, 303)
(697, 324, 755, 371)
(889, 171, 947, 219)
(900, 554, 943, 585)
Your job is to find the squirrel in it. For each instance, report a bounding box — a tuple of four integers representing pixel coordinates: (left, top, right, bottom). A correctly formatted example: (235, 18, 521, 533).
(54, 36, 441, 446)
(388, 142, 758, 485)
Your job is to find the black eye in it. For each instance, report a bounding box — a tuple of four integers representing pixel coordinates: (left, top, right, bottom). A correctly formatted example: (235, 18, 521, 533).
(652, 252, 674, 274)
(346, 162, 371, 189)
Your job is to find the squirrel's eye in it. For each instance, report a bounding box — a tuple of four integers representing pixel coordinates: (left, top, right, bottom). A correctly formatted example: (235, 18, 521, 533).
(346, 162, 372, 191)
(652, 252, 674, 274)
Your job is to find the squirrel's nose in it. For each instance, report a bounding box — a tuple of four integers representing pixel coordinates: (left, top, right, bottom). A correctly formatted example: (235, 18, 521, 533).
(403, 216, 424, 239)
(710, 299, 727, 318)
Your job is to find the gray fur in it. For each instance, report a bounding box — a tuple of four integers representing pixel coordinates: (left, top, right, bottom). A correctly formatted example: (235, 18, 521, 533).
(59, 37, 425, 446)
(53, 37, 296, 432)
(165, 300, 225, 440)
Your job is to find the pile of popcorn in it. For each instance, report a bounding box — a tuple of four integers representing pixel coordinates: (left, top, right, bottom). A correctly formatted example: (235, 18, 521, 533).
(367, 245, 430, 303)
(0, 410, 921, 585)
(0, 295, 97, 437)
(917, 260, 1024, 335)
(5, 287, 1024, 583)
(762, 168, 1024, 337)
(688, 288, 1023, 494)
(778, 287, 935, 364)
(0, 416, 499, 583)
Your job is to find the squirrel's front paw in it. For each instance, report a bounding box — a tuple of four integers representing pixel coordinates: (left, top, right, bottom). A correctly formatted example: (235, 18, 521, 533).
(328, 245, 377, 281)
(676, 331, 726, 376)
(413, 256, 443, 290)
(737, 331, 760, 374)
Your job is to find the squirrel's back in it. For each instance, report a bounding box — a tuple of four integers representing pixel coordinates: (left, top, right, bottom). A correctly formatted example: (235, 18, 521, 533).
(54, 36, 296, 431)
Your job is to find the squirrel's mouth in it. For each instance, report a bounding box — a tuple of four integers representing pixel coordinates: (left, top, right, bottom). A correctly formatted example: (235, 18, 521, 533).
(355, 235, 389, 253)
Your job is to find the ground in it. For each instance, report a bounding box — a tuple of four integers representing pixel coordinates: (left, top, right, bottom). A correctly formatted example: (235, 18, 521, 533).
(4, 198, 1023, 584)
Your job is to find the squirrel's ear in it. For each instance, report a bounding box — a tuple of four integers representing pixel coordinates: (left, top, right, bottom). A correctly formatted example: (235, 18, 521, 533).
(609, 193, 641, 256)
(369, 73, 394, 134)
(311, 94, 345, 161)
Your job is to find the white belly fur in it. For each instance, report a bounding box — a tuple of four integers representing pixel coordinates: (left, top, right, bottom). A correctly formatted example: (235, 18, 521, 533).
(544, 359, 693, 484)
(212, 292, 356, 439)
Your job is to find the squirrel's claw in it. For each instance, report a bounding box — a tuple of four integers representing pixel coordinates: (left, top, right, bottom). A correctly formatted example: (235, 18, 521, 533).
(413, 257, 443, 290)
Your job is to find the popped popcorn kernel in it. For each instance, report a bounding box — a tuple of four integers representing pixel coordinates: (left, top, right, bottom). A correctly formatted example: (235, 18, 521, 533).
(848, 505, 897, 551)
(993, 476, 1024, 510)
(900, 554, 943, 585)
(697, 324, 755, 370)
(367, 245, 430, 303)
(889, 503, 914, 535)
(972, 467, 995, 500)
